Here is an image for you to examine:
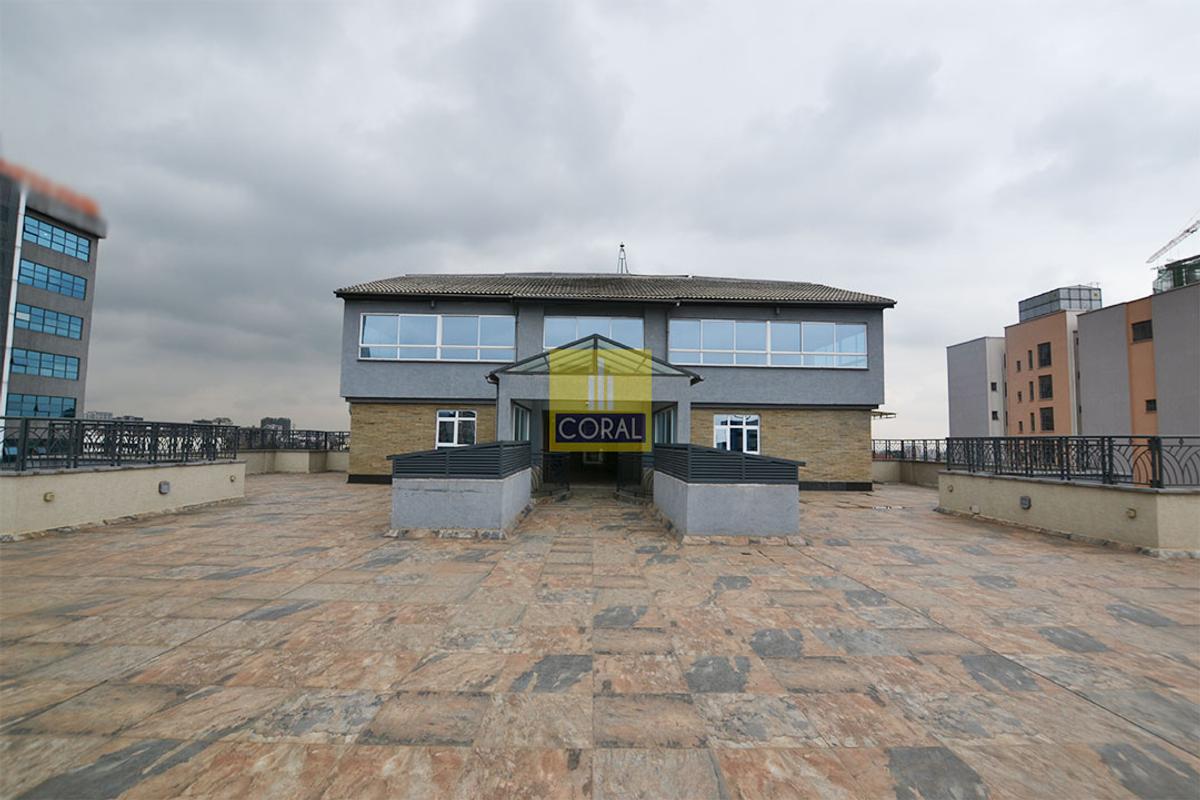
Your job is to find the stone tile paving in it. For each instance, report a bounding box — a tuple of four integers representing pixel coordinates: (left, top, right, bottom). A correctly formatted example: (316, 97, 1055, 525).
(1, 475, 1198, 798)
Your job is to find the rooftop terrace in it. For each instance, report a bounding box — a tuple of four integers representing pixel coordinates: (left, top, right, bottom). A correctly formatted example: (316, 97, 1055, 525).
(1, 475, 1197, 798)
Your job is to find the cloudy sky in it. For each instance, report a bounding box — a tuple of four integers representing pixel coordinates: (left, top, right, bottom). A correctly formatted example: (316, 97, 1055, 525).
(2, 0, 1198, 434)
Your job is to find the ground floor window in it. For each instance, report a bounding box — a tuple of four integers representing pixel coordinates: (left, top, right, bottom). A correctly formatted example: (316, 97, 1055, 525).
(512, 405, 530, 441)
(653, 407, 676, 444)
(1039, 407, 1055, 432)
(713, 413, 760, 454)
(436, 409, 477, 448)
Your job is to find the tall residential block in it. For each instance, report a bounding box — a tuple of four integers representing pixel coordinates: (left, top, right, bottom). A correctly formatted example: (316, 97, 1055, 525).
(946, 336, 1006, 436)
(1, 161, 107, 418)
(948, 286, 1102, 437)
(1077, 282, 1199, 436)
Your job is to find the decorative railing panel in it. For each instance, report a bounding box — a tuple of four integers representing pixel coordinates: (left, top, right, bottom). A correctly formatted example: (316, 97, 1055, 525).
(239, 429, 349, 451)
(872, 439, 946, 462)
(389, 441, 531, 479)
(1, 417, 239, 472)
(945, 436, 1200, 489)
(653, 444, 801, 484)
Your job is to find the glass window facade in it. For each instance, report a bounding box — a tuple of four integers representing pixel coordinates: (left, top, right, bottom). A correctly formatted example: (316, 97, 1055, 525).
(713, 414, 760, 453)
(359, 314, 515, 361)
(543, 316, 644, 348)
(23, 217, 91, 262)
(669, 319, 867, 368)
(18, 259, 87, 299)
(5, 393, 77, 417)
(436, 409, 477, 447)
(13, 304, 84, 339)
(10, 348, 79, 380)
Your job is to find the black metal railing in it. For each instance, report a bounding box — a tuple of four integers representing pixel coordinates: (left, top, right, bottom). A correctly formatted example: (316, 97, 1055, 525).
(533, 450, 570, 490)
(1, 416, 239, 472)
(616, 452, 654, 494)
(238, 428, 349, 451)
(653, 443, 802, 484)
(872, 439, 946, 462)
(389, 441, 531, 479)
(946, 436, 1200, 489)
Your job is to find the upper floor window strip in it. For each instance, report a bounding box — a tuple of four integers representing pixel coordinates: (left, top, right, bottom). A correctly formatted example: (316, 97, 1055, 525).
(18, 259, 87, 300)
(23, 217, 91, 262)
(668, 319, 867, 368)
(544, 316, 644, 349)
(359, 313, 516, 362)
(13, 303, 84, 340)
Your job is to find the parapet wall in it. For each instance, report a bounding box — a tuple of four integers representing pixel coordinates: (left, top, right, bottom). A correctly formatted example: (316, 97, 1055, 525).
(1, 461, 246, 540)
(937, 471, 1200, 556)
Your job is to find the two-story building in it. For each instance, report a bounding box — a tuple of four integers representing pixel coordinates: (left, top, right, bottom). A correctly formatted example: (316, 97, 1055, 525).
(336, 273, 895, 489)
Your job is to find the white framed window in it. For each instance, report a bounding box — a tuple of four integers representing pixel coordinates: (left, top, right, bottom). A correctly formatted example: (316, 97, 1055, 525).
(668, 319, 867, 368)
(359, 314, 515, 362)
(436, 409, 477, 448)
(544, 316, 644, 348)
(653, 407, 677, 444)
(512, 405, 531, 442)
(713, 414, 760, 454)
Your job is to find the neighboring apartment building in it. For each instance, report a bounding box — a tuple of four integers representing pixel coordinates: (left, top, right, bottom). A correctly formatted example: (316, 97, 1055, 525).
(1, 161, 107, 418)
(1077, 281, 1200, 436)
(336, 273, 895, 488)
(947, 286, 1101, 437)
(946, 336, 1005, 436)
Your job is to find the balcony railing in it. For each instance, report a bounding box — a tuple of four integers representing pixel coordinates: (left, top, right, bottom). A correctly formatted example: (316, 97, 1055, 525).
(1, 416, 239, 472)
(238, 428, 349, 451)
(389, 441, 531, 479)
(653, 443, 802, 484)
(872, 439, 946, 463)
(946, 436, 1200, 489)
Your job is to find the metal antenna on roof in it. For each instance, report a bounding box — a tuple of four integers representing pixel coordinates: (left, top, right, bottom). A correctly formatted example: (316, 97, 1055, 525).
(617, 242, 630, 274)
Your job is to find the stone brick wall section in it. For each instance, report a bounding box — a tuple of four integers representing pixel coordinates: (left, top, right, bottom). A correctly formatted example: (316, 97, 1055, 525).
(690, 407, 871, 484)
(349, 402, 497, 477)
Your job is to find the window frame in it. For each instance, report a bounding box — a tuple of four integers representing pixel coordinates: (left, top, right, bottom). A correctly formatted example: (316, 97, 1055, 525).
(358, 313, 516, 362)
(1039, 406, 1055, 432)
(22, 216, 91, 262)
(4, 393, 78, 418)
(669, 319, 868, 369)
(17, 259, 87, 300)
(713, 413, 761, 454)
(1038, 374, 1053, 400)
(1037, 342, 1052, 368)
(1130, 320, 1153, 342)
(1145, 399, 1157, 413)
(13, 303, 84, 340)
(10, 348, 80, 381)
(512, 405, 531, 442)
(435, 409, 478, 448)
(542, 315, 645, 349)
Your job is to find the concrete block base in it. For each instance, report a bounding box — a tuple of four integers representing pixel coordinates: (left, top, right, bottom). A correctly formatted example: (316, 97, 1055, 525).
(391, 470, 532, 535)
(652, 471, 800, 539)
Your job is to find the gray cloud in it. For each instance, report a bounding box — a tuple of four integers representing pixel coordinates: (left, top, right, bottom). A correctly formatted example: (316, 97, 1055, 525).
(2, 0, 1198, 435)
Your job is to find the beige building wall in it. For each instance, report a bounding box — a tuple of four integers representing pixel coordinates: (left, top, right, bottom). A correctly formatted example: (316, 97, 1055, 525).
(349, 402, 497, 477)
(691, 406, 871, 485)
(1, 461, 245, 539)
(938, 471, 1200, 555)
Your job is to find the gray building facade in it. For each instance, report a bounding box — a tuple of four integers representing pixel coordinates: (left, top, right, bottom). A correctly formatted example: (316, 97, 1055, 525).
(946, 336, 1006, 437)
(1, 163, 107, 418)
(336, 273, 894, 488)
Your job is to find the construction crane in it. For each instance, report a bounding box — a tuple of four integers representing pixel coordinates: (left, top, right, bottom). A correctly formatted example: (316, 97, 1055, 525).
(1146, 211, 1200, 264)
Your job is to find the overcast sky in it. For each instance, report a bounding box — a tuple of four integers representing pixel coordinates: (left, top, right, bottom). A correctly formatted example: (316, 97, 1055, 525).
(2, 0, 1198, 434)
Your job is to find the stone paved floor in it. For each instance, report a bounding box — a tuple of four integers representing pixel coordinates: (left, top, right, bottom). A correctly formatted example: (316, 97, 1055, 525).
(1, 475, 1198, 799)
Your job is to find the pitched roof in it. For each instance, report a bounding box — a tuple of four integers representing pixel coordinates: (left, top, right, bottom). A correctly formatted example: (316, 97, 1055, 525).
(334, 272, 895, 308)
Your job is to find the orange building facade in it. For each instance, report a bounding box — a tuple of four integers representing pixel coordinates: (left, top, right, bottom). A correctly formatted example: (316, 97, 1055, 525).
(1002, 311, 1080, 435)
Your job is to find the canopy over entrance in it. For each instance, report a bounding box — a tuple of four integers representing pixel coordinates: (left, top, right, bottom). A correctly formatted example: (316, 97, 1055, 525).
(486, 334, 703, 384)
